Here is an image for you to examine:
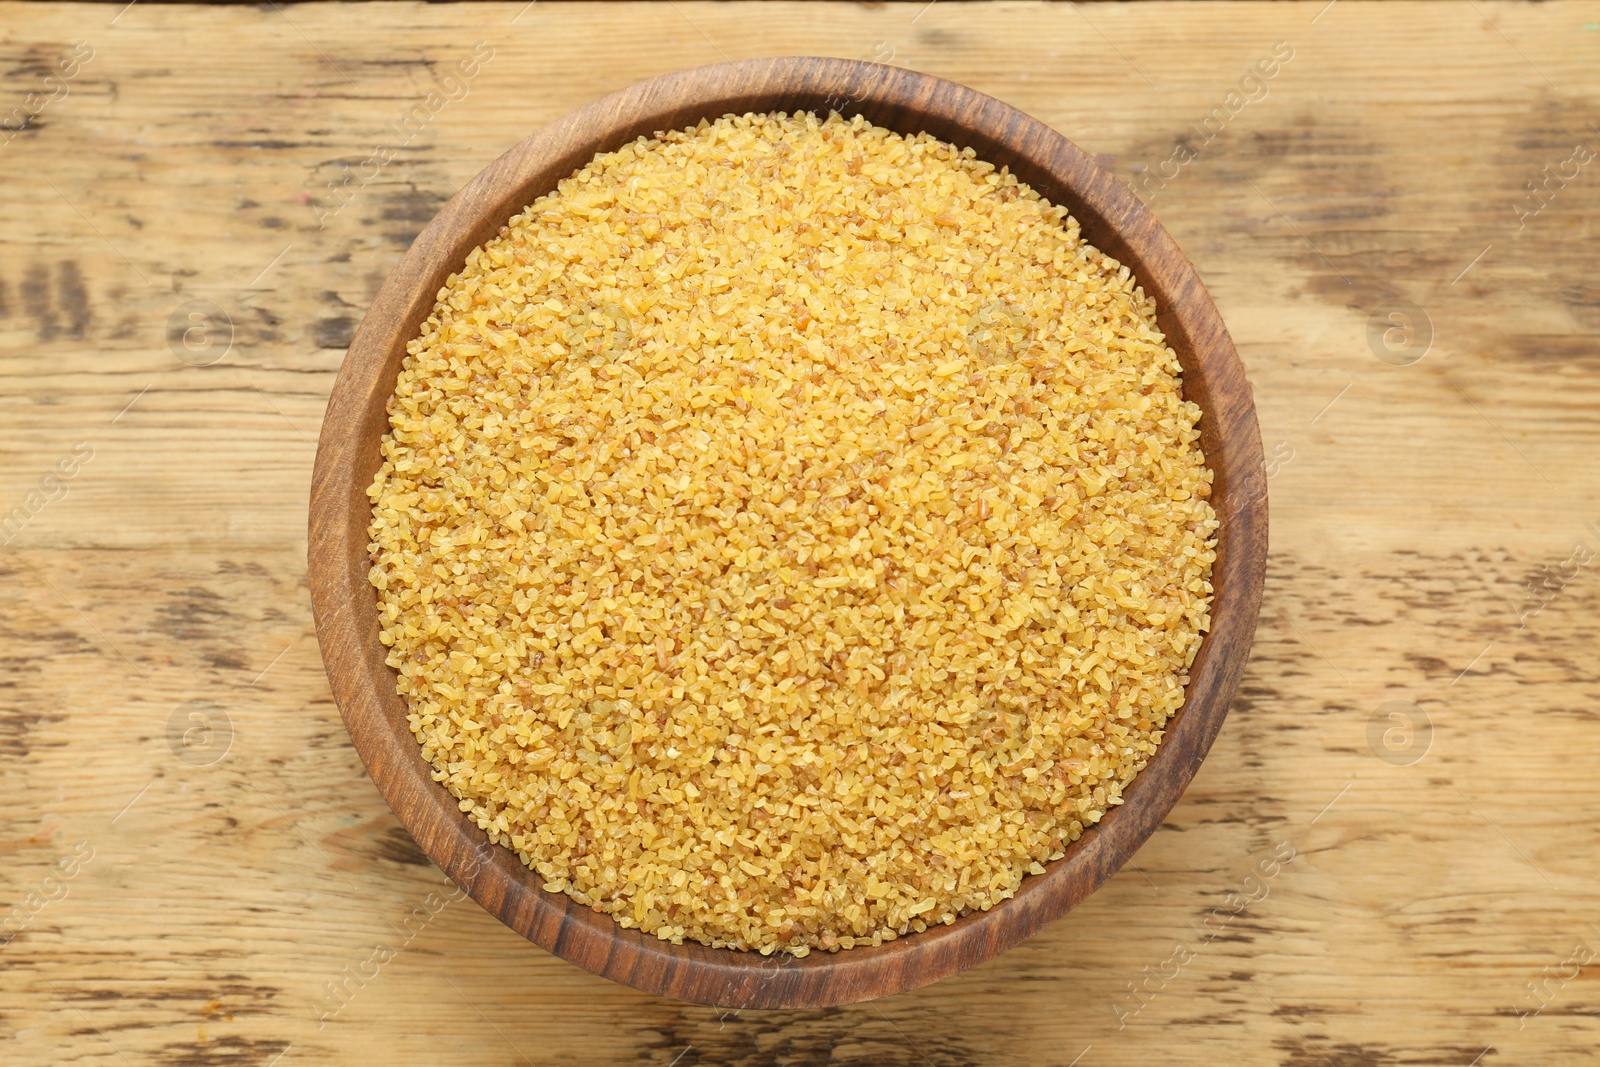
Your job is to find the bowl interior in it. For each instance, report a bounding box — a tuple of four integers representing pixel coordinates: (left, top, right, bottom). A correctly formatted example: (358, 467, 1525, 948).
(309, 56, 1267, 1009)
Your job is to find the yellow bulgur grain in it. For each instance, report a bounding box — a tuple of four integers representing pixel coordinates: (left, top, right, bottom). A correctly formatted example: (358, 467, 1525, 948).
(366, 112, 1218, 956)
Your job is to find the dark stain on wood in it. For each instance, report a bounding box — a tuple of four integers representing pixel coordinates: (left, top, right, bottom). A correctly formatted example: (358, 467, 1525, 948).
(1560, 283, 1600, 330)
(31, 261, 58, 341)
(154, 1036, 292, 1067)
(0, 709, 65, 758)
(205, 649, 249, 672)
(157, 586, 231, 642)
(640, 1003, 989, 1067)
(56, 260, 89, 338)
(1271, 1037, 1432, 1067)
(313, 315, 356, 351)
(375, 183, 451, 248)
(374, 823, 431, 867)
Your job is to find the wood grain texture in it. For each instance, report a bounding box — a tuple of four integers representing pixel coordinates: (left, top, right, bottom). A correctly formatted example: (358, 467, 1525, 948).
(2, 0, 1598, 1061)
(308, 55, 1267, 1009)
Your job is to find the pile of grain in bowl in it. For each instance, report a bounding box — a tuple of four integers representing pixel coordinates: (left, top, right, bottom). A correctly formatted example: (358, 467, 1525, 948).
(367, 111, 1218, 956)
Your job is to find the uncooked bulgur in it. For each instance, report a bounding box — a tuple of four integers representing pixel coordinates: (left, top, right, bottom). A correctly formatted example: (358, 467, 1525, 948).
(366, 112, 1217, 956)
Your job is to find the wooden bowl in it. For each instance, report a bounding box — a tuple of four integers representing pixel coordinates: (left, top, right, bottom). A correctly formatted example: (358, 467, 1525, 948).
(309, 56, 1267, 1009)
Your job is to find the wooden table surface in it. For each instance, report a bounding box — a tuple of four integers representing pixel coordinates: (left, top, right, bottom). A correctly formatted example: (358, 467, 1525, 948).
(3, 1, 1598, 1064)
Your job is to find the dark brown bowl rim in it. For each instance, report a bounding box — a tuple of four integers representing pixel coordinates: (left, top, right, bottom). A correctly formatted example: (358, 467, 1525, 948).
(309, 55, 1268, 1010)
